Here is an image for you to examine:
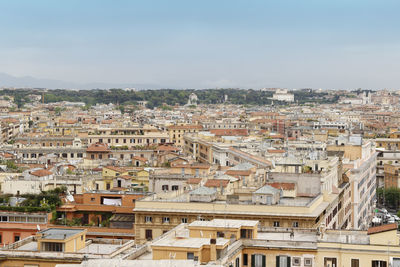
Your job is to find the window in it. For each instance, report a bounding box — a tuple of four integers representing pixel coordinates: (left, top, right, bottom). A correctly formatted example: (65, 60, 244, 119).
(235, 257, 240, 267)
(372, 261, 387, 267)
(251, 254, 266, 267)
(293, 257, 301, 266)
(273, 221, 280, 227)
(187, 252, 194, 260)
(172, 185, 179, 191)
(292, 221, 299, 228)
(0, 234, 2, 244)
(42, 242, 63, 252)
(163, 217, 170, 223)
(304, 258, 312, 266)
(243, 254, 248, 266)
(106, 183, 110, 190)
(145, 216, 152, 223)
(90, 197, 95, 201)
(181, 218, 188, 223)
(162, 185, 169, 191)
(276, 255, 291, 267)
(145, 229, 152, 240)
(324, 257, 337, 267)
(217, 232, 225, 238)
(351, 259, 359, 267)
(14, 234, 20, 242)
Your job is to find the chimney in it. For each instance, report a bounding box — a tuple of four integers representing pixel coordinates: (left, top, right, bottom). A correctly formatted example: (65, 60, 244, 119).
(210, 238, 217, 261)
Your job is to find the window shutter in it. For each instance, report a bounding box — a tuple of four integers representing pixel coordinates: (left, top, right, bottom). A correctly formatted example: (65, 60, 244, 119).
(276, 256, 280, 267)
(262, 255, 266, 267)
(287, 257, 291, 267)
(251, 255, 255, 267)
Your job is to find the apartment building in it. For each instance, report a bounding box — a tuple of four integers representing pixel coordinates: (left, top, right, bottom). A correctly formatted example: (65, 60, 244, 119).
(383, 163, 400, 188)
(167, 124, 203, 147)
(328, 136, 377, 229)
(133, 190, 337, 244)
(128, 219, 400, 267)
(0, 228, 137, 267)
(0, 210, 50, 246)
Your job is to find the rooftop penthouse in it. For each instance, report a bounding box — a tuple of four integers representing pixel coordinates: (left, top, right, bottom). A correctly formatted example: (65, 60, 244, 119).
(0, 228, 139, 266)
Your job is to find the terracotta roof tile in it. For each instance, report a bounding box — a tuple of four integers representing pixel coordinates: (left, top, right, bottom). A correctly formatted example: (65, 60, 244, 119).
(87, 143, 110, 152)
(367, 223, 398, 235)
(156, 145, 180, 152)
(204, 179, 229, 188)
(168, 124, 203, 130)
(31, 169, 53, 177)
(104, 166, 127, 173)
(267, 182, 295, 190)
(132, 156, 147, 162)
(210, 129, 249, 136)
(187, 178, 202, 184)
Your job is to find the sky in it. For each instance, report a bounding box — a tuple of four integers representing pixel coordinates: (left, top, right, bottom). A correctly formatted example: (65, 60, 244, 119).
(0, 0, 399, 89)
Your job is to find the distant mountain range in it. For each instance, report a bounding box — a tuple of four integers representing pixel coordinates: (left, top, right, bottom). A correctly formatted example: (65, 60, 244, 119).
(0, 73, 161, 90)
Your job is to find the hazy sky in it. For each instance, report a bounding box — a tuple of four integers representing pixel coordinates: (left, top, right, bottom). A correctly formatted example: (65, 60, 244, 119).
(0, 0, 399, 89)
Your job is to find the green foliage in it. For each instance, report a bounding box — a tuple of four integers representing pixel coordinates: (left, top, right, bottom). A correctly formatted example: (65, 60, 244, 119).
(0, 206, 50, 212)
(0, 194, 12, 204)
(110, 145, 129, 150)
(54, 107, 62, 115)
(20, 187, 67, 210)
(377, 187, 400, 210)
(161, 105, 173, 111)
(302, 165, 312, 173)
(0, 88, 338, 109)
(162, 162, 171, 167)
(0, 160, 21, 172)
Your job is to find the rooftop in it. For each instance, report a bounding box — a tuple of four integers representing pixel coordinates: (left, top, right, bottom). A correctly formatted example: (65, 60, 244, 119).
(189, 219, 259, 228)
(39, 228, 84, 240)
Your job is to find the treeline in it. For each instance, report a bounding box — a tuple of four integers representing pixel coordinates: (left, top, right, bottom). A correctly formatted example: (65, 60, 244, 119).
(377, 187, 400, 211)
(0, 88, 337, 109)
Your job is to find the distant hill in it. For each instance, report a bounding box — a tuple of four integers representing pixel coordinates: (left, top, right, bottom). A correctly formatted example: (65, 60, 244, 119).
(0, 73, 160, 89)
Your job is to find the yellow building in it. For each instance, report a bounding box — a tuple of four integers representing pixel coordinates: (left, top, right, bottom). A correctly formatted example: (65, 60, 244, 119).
(0, 228, 137, 267)
(132, 169, 150, 186)
(102, 165, 128, 190)
(37, 228, 87, 253)
(151, 219, 258, 264)
(147, 220, 400, 267)
(167, 124, 203, 147)
(133, 193, 334, 244)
